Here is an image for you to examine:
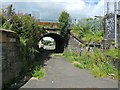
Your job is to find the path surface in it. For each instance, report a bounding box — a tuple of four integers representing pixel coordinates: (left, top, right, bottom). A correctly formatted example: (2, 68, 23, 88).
(20, 56, 118, 88)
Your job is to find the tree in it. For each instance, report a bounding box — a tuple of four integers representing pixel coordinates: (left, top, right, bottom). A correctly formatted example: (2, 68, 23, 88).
(1, 5, 44, 50)
(58, 11, 71, 36)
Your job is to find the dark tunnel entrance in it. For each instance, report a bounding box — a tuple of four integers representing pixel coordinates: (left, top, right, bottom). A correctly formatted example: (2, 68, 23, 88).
(38, 33, 65, 53)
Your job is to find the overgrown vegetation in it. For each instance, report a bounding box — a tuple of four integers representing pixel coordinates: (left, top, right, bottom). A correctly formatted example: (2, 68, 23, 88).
(32, 66, 45, 79)
(69, 16, 120, 80)
(1, 5, 46, 88)
(106, 48, 119, 60)
(81, 31, 103, 43)
(72, 17, 104, 43)
(63, 48, 120, 80)
(0, 5, 46, 74)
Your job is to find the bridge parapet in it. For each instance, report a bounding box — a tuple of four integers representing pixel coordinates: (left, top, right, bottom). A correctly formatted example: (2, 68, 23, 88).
(42, 27, 61, 35)
(45, 30, 61, 35)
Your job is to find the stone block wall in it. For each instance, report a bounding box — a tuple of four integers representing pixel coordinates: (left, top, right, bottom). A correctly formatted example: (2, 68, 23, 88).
(65, 35, 81, 54)
(0, 29, 22, 88)
(66, 34, 102, 54)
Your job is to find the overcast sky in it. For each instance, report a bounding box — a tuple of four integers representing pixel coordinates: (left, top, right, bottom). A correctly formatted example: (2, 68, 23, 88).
(1, 0, 120, 21)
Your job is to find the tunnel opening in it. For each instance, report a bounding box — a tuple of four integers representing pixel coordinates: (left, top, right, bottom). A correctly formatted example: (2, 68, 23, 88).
(38, 33, 65, 53)
(39, 37, 56, 51)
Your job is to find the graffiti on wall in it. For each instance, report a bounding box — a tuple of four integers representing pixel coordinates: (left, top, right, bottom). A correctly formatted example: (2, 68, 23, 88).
(105, 16, 115, 40)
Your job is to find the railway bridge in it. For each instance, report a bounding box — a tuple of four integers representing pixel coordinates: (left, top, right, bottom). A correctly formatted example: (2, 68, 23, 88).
(38, 27, 71, 53)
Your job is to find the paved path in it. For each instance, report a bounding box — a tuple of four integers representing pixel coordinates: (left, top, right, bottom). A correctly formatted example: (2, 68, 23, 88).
(20, 56, 118, 88)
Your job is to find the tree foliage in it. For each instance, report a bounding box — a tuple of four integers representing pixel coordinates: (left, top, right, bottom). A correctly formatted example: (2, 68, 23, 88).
(58, 11, 71, 36)
(1, 5, 45, 48)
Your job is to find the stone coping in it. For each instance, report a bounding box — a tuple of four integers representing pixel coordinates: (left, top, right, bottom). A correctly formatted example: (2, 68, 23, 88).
(0, 28, 16, 33)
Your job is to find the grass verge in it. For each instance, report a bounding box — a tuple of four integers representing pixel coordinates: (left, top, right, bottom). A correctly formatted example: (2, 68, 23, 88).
(63, 48, 120, 80)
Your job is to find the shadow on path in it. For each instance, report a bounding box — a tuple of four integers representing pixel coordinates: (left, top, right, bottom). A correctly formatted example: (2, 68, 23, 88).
(5, 48, 55, 90)
(20, 56, 118, 88)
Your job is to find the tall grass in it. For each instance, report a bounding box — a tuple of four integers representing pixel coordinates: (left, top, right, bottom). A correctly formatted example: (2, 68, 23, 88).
(106, 48, 119, 60)
(63, 48, 120, 79)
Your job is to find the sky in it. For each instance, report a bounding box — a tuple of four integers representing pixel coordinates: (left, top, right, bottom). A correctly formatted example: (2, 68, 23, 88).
(1, 0, 120, 21)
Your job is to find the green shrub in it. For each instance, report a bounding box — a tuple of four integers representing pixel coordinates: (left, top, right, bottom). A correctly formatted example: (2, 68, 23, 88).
(106, 48, 119, 60)
(81, 31, 103, 43)
(32, 66, 45, 79)
(2, 21, 11, 29)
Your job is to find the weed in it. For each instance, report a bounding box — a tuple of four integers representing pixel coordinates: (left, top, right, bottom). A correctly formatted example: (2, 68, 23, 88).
(106, 48, 119, 60)
(32, 66, 45, 79)
(63, 48, 119, 80)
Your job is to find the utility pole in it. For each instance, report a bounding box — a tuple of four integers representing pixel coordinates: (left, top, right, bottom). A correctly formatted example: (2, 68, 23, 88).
(107, 2, 109, 14)
(114, 1, 118, 48)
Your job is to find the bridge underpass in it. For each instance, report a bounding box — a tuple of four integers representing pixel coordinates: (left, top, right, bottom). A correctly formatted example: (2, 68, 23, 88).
(38, 33, 65, 53)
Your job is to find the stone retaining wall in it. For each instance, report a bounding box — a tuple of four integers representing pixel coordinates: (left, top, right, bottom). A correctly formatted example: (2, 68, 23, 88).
(0, 29, 22, 89)
(65, 35, 81, 53)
